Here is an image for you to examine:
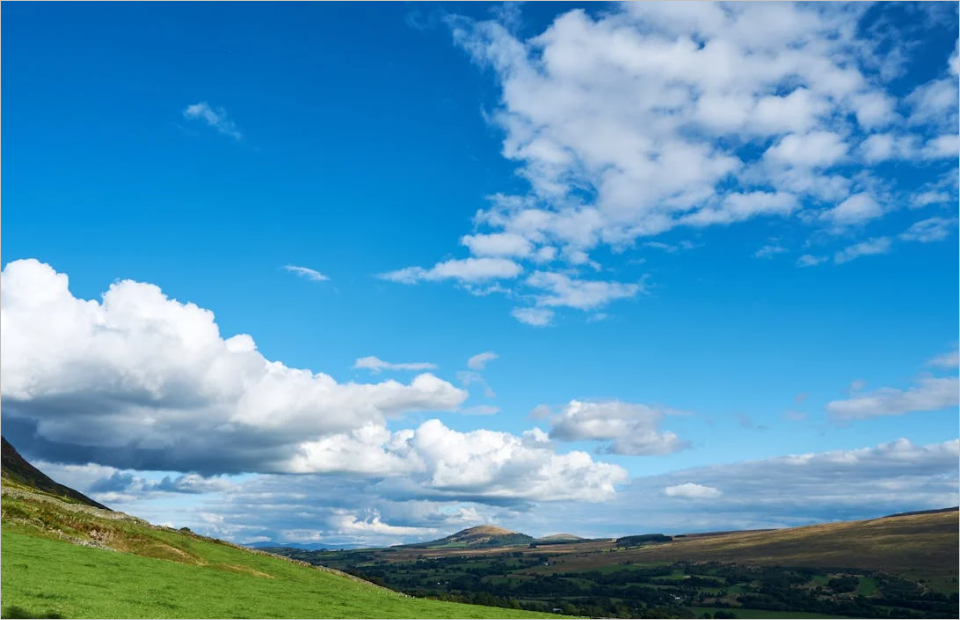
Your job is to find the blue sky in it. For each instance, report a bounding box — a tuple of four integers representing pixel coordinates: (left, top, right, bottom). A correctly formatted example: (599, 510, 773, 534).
(2, 2, 958, 546)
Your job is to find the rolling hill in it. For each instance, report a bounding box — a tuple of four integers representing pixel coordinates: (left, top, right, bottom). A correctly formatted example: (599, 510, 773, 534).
(535, 533, 583, 542)
(0, 440, 560, 619)
(600, 508, 960, 582)
(401, 525, 535, 549)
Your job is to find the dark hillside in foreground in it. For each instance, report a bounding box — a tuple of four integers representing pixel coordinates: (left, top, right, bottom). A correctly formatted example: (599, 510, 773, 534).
(1, 436, 108, 510)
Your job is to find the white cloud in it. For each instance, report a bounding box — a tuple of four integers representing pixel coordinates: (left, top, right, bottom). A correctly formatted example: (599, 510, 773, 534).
(751, 87, 830, 134)
(921, 133, 960, 159)
(377, 4, 958, 320)
(900, 217, 958, 243)
(353, 356, 438, 374)
(754, 244, 788, 259)
(834, 237, 891, 264)
(461, 233, 533, 258)
(0, 260, 465, 473)
(859, 132, 958, 163)
(911, 190, 952, 209)
(663, 483, 723, 500)
(330, 510, 438, 537)
(548, 400, 688, 456)
(682, 191, 798, 227)
(820, 193, 883, 227)
(929, 345, 960, 369)
(859, 133, 918, 163)
(851, 91, 897, 129)
(2, 260, 627, 505)
(526, 271, 642, 311)
(763, 131, 848, 168)
(449, 2, 878, 247)
(906, 77, 959, 128)
(827, 377, 959, 420)
(796, 254, 827, 268)
(35, 461, 236, 504)
(290, 419, 628, 502)
(379, 257, 522, 284)
(183, 102, 243, 140)
(450, 6, 891, 239)
(467, 351, 499, 370)
(511, 307, 554, 327)
(283, 265, 330, 282)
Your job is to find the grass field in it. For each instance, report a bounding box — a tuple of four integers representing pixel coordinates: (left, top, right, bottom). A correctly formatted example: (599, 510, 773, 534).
(0, 489, 560, 619)
(522, 510, 959, 582)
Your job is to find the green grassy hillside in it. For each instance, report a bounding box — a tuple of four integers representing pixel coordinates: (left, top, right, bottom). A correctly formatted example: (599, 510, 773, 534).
(0, 488, 560, 619)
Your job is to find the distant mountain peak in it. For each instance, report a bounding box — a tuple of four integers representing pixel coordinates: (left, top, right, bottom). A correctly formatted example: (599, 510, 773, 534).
(399, 524, 533, 549)
(454, 525, 519, 537)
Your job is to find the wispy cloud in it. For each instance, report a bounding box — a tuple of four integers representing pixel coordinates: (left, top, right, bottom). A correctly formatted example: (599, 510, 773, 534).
(548, 400, 688, 456)
(353, 356, 438, 374)
(834, 237, 892, 264)
(183, 102, 243, 140)
(796, 254, 828, 268)
(379, 257, 522, 285)
(928, 344, 959, 369)
(755, 244, 788, 259)
(827, 376, 959, 419)
(900, 217, 958, 243)
(511, 307, 554, 327)
(467, 351, 498, 370)
(283, 265, 330, 282)
(664, 483, 723, 500)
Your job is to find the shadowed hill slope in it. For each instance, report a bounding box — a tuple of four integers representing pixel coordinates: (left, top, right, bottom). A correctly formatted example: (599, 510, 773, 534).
(1, 436, 109, 510)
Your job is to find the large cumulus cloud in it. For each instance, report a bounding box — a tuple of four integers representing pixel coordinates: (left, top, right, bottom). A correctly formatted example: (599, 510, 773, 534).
(1, 259, 625, 503)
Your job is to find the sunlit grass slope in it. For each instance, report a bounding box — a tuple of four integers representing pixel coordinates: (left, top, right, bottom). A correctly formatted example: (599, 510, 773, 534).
(0, 489, 560, 619)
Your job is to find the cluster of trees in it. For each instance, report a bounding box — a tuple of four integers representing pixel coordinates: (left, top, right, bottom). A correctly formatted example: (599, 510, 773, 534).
(614, 534, 672, 547)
